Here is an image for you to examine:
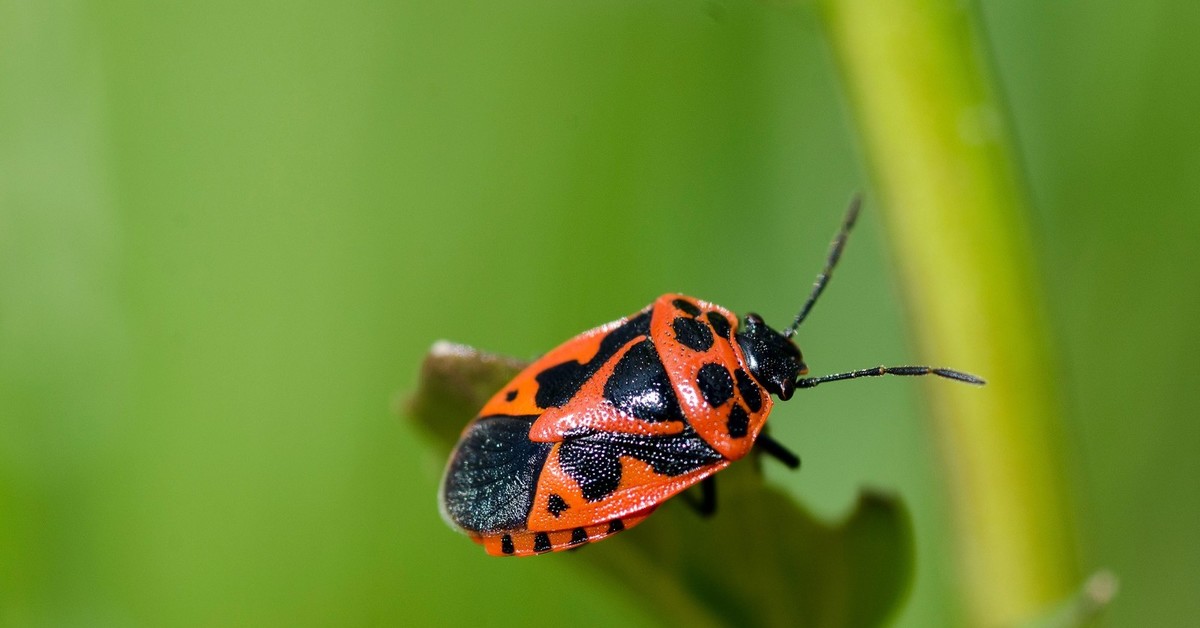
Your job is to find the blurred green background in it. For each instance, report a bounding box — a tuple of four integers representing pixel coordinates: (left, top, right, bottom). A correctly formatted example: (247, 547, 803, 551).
(2, 0, 1197, 626)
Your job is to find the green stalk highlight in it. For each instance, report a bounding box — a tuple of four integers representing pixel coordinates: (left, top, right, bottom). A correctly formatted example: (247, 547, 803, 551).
(818, 1, 1079, 624)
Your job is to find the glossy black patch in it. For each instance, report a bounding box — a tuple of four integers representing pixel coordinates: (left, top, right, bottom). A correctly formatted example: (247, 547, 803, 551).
(534, 311, 651, 409)
(672, 298, 701, 316)
(500, 534, 515, 555)
(727, 403, 750, 438)
(504, 389, 518, 402)
(547, 493, 569, 517)
(697, 363, 734, 408)
(534, 532, 552, 553)
(734, 368, 763, 412)
(735, 314, 805, 401)
(440, 415, 552, 533)
(706, 311, 732, 339)
(570, 528, 589, 545)
(608, 519, 624, 533)
(602, 340, 684, 423)
(558, 426, 724, 502)
(672, 316, 714, 352)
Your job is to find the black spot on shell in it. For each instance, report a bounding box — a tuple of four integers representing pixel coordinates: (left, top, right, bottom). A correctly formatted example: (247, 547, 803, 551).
(558, 425, 723, 502)
(672, 316, 714, 352)
(697, 363, 734, 408)
(570, 528, 589, 545)
(602, 340, 684, 423)
(706, 311, 732, 339)
(672, 298, 701, 316)
(534, 532, 552, 553)
(534, 311, 651, 409)
(608, 519, 625, 533)
(557, 436, 622, 502)
(734, 368, 763, 412)
(547, 493, 569, 517)
(500, 534, 515, 555)
(727, 403, 750, 438)
(504, 389, 518, 402)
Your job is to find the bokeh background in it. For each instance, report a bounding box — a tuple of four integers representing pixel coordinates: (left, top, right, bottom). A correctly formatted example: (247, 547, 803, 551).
(3, 1, 1197, 626)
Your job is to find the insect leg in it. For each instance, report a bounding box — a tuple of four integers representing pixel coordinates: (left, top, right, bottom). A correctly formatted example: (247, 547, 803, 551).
(683, 476, 718, 517)
(756, 432, 801, 470)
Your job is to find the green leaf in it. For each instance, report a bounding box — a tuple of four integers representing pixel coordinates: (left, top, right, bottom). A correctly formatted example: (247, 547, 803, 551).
(403, 341, 531, 446)
(405, 341, 915, 627)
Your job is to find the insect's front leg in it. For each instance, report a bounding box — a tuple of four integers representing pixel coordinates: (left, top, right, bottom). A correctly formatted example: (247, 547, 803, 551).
(756, 432, 801, 470)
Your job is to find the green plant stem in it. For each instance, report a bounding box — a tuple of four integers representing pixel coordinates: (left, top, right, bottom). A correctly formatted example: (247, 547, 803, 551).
(818, 1, 1078, 625)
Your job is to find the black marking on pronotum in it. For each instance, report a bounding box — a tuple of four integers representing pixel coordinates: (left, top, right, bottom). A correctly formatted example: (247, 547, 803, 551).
(672, 298, 701, 316)
(672, 316, 714, 352)
(534, 311, 651, 409)
(570, 528, 589, 546)
(602, 340, 685, 423)
(500, 534, 515, 555)
(706, 311, 732, 339)
(697, 363, 734, 408)
(547, 493, 569, 517)
(533, 532, 552, 553)
(608, 519, 625, 533)
(504, 389, 518, 402)
(734, 368, 763, 412)
(558, 425, 723, 502)
(441, 415, 552, 533)
(727, 403, 750, 438)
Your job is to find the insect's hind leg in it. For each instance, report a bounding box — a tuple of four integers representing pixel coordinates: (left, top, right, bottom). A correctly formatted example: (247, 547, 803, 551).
(682, 476, 717, 517)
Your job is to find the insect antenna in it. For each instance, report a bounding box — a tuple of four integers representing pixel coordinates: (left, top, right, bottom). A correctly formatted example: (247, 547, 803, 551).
(796, 365, 985, 389)
(784, 194, 862, 338)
